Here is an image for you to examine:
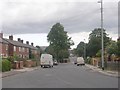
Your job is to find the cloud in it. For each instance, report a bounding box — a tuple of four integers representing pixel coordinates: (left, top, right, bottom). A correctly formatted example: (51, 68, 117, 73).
(1, 0, 118, 35)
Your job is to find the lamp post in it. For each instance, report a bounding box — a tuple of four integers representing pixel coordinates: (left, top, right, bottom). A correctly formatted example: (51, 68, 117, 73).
(84, 39, 86, 61)
(98, 0, 104, 70)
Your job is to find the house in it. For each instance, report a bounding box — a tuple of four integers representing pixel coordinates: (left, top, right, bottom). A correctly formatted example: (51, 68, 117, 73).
(3, 35, 30, 59)
(0, 33, 40, 60)
(25, 41, 40, 59)
(0, 33, 9, 58)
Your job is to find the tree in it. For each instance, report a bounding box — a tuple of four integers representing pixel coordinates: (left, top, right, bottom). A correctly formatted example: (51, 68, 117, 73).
(76, 42, 85, 57)
(47, 23, 74, 62)
(87, 28, 111, 57)
(117, 37, 120, 56)
(106, 40, 118, 56)
(36, 46, 45, 56)
(45, 45, 55, 58)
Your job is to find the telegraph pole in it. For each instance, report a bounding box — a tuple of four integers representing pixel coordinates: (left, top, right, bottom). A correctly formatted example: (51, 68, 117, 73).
(98, 0, 104, 70)
(84, 39, 86, 61)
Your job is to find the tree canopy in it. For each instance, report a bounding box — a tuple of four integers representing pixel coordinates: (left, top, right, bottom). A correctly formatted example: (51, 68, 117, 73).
(76, 41, 85, 57)
(86, 28, 111, 57)
(47, 23, 74, 62)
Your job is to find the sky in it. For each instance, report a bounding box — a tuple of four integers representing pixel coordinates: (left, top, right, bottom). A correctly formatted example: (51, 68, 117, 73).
(0, 0, 119, 49)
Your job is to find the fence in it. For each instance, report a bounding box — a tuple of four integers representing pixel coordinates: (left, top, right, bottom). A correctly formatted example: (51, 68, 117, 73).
(104, 61, 120, 71)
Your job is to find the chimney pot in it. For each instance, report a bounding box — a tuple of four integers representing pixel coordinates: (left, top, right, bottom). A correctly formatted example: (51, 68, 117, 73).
(18, 38, 21, 42)
(9, 35, 13, 40)
(31, 43, 33, 46)
(21, 40, 23, 43)
(26, 41, 29, 45)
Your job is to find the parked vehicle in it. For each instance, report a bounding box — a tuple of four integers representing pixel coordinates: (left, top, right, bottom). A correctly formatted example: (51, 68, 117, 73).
(77, 57, 85, 66)
(53, 60, 58, 65)
(74, 59, 77, 64)
(40, 54, 53, 68)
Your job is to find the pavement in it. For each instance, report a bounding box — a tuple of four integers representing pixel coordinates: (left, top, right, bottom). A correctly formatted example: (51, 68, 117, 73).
(1, 67, 38, 78)
(85, 64, 119, 77)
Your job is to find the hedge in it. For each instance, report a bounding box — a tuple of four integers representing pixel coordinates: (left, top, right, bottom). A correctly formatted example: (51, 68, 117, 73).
(1, 59, 11, 72)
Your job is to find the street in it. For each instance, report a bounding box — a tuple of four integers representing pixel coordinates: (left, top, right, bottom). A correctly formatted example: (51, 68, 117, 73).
(2, 63, 118, 88)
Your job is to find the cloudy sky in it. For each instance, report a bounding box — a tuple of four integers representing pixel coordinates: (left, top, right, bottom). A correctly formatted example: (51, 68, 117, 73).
(0, 0, 119, 48)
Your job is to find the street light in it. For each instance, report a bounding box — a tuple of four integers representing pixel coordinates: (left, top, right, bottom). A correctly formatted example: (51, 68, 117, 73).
(84, 39, 86, 61)
(98, 0, 104, 70)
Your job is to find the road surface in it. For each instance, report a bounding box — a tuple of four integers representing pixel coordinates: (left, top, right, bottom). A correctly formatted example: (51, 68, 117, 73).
(2, 63, 118, 88)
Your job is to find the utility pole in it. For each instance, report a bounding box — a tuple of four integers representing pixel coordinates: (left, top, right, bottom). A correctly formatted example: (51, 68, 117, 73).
(84, 39, 86, 61)
(98, 0, 104, 70)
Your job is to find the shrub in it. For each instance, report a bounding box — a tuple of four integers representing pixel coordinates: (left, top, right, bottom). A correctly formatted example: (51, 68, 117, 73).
(2, 59, 11, 72)
(0, 60, 2, 72)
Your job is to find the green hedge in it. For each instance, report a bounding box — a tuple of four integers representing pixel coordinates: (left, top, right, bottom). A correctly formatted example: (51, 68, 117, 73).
(1, 59, 11, 72)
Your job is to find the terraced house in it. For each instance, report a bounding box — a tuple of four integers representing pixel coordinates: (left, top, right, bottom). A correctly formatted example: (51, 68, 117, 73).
(0, 33, 40, 60)
(0, 33, 9, 58)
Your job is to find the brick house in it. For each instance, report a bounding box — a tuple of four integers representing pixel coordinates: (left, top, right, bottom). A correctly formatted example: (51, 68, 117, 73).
(0, 33, 9, 58)
(4, 35, 30, 59)
(25, 41, 40, 59)
(0, 33, 41, 69)
(0, 33, 40, 60)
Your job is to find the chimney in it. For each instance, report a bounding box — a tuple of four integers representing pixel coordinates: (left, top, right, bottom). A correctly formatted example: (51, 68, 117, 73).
(9, 35, 13, 40)
(118, 37, 120, 41)
(26, 41, 29, 45)
(18, 38, 21, 42)
(21, 40, 23, 43)
(0, 33, 3, 38)
(31, 43, 33, 46)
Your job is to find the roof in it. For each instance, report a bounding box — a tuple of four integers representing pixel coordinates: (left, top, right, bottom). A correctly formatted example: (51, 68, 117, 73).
(3, 38, 38, 50)
(39, 46, 48, 51)
(0, 38, 9, 44)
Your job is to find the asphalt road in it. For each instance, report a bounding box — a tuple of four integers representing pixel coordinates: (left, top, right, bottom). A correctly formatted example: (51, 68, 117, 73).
(2, 63, 118, 88)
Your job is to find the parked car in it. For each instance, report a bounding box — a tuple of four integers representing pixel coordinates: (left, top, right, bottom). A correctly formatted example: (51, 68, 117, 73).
(53, 60, 58, 65)
(40, 54, 53, 68)
(74, 59, 77, 64)
(77, 57, 85, 66)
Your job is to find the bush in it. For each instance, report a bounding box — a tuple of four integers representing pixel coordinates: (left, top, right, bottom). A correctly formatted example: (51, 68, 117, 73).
(0, 60, 2, 72)
(2, 59, 11, 72)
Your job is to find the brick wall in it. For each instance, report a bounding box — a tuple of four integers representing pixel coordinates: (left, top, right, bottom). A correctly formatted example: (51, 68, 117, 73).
(0, 43, 9, 58)
(8, 43, 14, 56)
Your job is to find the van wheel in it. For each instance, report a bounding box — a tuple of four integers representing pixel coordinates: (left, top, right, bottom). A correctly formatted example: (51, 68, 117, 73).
(49, 65, 51, 68)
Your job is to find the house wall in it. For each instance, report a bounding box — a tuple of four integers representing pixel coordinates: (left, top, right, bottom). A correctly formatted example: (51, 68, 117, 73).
(0, 43, 9, 58)
(13, 46, 29, 59)
(8, 43, 14, 56)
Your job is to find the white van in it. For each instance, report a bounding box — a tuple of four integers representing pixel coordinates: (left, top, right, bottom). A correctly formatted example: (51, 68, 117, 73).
(40, 54, 53, 68)
(77, 57, 85, 66)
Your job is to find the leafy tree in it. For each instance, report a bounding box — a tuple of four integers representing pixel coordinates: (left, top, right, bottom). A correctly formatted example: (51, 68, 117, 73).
(45, 45, 55, 58)
(106, 40, 118, 56)
(87, 28, 111, 57)
(117, 37, 120, 56)
(96, 50, 101, 57)
(47, 23, 74, 62)
(76, 42, 85, 57)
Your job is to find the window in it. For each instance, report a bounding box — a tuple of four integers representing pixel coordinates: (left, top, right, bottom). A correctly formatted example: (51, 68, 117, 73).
(19, 47, 21, 52)
(27, 48, 29, 53)
(22, 47, 25, 52)
(6, 54, 8, 57)
(14, 46, 16, 51)
(6, 45, 8, 51)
